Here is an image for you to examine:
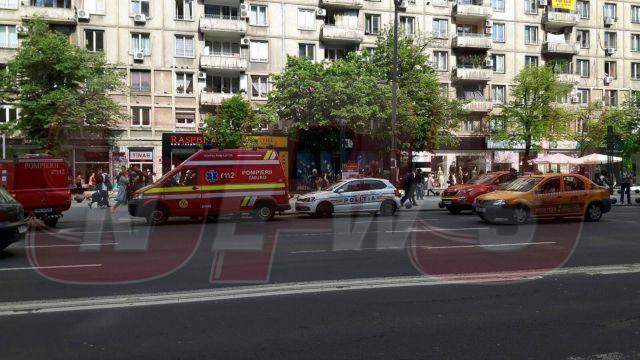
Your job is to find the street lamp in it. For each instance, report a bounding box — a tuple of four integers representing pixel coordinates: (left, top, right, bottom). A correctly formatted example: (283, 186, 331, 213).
(390, 0, 403, 183)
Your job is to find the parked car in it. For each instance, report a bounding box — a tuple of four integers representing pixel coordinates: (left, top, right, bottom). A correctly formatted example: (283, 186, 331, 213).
(0, 187, 28, 251)
(474, 173, 611, 224)
(440, 171, 519, 214)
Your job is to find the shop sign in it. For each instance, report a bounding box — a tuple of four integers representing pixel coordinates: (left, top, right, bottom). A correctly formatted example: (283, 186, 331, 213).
(167, 134, 206, 148)
(251, 135, 288, 149)
(342, 162, 359, 179)
(130, 151, 154, 161)
(552, 0, 575, 11)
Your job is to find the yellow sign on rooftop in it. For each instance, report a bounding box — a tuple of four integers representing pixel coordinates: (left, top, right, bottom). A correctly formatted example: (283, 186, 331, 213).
(552, 0, 575, 11)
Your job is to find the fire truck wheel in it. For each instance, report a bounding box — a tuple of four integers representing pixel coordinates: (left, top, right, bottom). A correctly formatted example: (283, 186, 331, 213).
(145, 204, 169, 226)
(253, 201, 276, 221)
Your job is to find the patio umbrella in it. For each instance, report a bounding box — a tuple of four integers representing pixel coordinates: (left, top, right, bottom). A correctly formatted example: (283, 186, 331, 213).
(544, 153, 581, 165)
(578, 153, 623, 165)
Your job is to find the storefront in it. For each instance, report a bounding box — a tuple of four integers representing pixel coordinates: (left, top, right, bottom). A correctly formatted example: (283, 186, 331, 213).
(128, 148, 155, 173)
(72, 146, 112, 183)
(161, 132, 206, 174)
(432, 136, 489, 186)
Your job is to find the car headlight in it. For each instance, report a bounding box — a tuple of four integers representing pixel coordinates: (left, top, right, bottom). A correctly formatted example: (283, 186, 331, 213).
(493, 199, 506, 206)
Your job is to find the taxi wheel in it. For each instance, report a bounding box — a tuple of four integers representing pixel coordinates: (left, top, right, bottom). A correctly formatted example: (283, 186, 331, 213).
(145, 205, 168, 226)
(379, 200, 397, 216)
(585, 203, 603, 222)
(254, 203, 275, 221)
(316, 202, 333, 218)
(510, 206, 529, 225)
(479, 214, 495, 223)
(446, 206, 461, 215)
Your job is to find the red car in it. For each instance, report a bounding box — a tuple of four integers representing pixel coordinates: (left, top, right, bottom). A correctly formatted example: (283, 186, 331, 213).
(0, 156, 71, 227)
(440, 171, 518, 214)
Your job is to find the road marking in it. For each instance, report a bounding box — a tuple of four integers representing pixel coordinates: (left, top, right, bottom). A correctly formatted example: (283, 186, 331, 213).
(289, 241, 557, 254)
(386, 227, 489, 233)
(1, 262, 639, 316)
(350, 219, 438, 224)
(24, 243, 118, 249)
(0, 264, 102, 272)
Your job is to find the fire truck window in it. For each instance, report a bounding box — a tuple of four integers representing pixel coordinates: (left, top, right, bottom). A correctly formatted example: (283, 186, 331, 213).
(538, 178, 561, 194)
(564, 176, 586, 191)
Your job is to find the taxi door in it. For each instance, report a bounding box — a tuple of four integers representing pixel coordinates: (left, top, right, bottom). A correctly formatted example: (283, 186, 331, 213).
(561, 176, 589, 215)
(532, 176, 563, 217)
(333, 180, 364, 213)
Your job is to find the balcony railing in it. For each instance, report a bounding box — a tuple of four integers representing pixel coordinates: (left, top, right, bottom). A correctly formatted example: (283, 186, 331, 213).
(200, 55, 247, 71)
(200, 16, 247, 34)
(200, 92, 237, 106)
(453, 1, 492, 19)
(320, 0, 364, 9)
(320, 25, 364, 43)
(543, 11, 578, 27)
(463, 100, 494, 113)
(542, 41, 579, 55)
(452, 34, 492, 49)
(452, 67, 493, 82)
(21, 6, 77, 24)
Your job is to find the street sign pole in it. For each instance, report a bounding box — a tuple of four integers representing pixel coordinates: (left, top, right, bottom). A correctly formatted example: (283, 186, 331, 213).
(606, 125, 614, 187)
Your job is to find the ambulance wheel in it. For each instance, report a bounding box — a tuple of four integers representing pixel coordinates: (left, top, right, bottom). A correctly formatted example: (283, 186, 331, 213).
(315, 202, 333, 218)
(145, 205, 169, 226)
(43, 217, 58, 228)
(379, 200, 397, 217)
(253, 202, 275, 222)
(585, 202, 603, 222)
(446, 206, 461, 215)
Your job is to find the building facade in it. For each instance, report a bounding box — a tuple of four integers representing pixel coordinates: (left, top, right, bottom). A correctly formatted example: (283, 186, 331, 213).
(1, 0, 640, 179)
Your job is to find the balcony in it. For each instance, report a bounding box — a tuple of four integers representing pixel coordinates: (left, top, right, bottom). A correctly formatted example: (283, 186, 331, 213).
(463, 100, 494, 113)
(556, 73, 580, 85)
(453, 2, 492, 20)
(200, 92, 237, 106)
(320, 25, 364, 43)
(21, 6, 77, 25)
(199, 16, 247, 35)
(543, 11, 578, 28)
(452, 68, 492, 82)
(320, 0, 364, 9)
(452, 34, 492, 49)
(542, 41, 579, 55)
(200, 55, 247, 71)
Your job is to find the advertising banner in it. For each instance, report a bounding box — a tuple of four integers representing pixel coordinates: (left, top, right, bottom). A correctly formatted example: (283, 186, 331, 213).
(552, 0, 575, 11)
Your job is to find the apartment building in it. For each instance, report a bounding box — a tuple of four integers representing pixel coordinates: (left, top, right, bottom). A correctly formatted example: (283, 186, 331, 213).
(1, 0, 639, 178)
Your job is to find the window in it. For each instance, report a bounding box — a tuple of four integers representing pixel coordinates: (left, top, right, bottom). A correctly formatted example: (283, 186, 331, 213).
(0, 105, 17, 123)
(604, 32, 617, 49)
(131, 33, 150, 55)
(461, 119, 481, 133)
(0, 0, 18, 9)
(524, 0, 537, 14)
(632, 34, 640, 52)
(175, 72, 193, 94)
(85, 29, 104, 52)
(204, 5, 238, 19)
(604, 90, 618, 107)
(603, 3, 616, 19)
(325, 47, 351, 61)
(577, 1, 589, 19)
(298, 43, 315, 60)
(492, 0, 504, 12)
(632, 6, 640, 24)
(492, 85, 506, 104)
(432, 18, 448, 38)
(492, 23, 505, 43)
(492, 54, 505, 73)
(365, 14, 381, 35)
(30, 0, 71, 8)
(175, 35, 194, 57)
(632, 63, 640, 81)
(131, 0, 149, 16)
(132, 107, 151, 126)
(130, 70, 151, 92)
(83, 0, 105, 14)
(525, 55, 538, 67)
(297, 8, 315, 30)
(251, 75, 269, 98)
(433, 51, 448, 71)
(524, 26, 538, 45)
(175, 0, 193, 20)
(576, 89, 589, 105)
(176, 108, 195, 127)
(604, 61, 617, 79)
(400, 16, 416, 35)
(205, 75, 240, 94)
(538, 178, 561, 194)
(204, 40, 240, 56)
(564, 177, 586, 192)
(0, 25, 17, 48)
(249, 4, 268, 26)
(249, 40, 268, 62)
(577, 59, 589, 77)
(576, 30, 589, 49)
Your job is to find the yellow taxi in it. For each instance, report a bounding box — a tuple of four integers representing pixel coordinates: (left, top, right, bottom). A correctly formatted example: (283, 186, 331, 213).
(474, 173, 612, 224)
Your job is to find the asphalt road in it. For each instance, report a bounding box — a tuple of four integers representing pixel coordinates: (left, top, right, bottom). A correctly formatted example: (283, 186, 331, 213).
(1, 204, 639, 359)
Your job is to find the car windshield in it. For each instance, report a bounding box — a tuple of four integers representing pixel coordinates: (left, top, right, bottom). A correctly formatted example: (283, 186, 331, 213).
(470, 174, 495, 185)
(324, 181, 347, 191)
(504, 177, 543, 192)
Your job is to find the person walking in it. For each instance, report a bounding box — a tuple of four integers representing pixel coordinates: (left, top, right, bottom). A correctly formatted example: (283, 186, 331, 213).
(414, 169, 425, 201)
(111, 169, 129, 213)
(400, 170, 415, 207)
(620, 168, 632, 205)
(426, 173, 437, 196)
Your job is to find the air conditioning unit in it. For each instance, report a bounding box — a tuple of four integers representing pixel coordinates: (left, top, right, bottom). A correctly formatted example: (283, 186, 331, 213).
(571, 95, 579, 104)
(485, 20, 492, 27)
(133, 51, 145, 61)
(316, 8, 326, 17)
(198, 71, 207, 79)
(240, 37, 250, 46)
(605, 47, 616, 56)
(484, 27, 492, 35)
(604, 16, 614, 26)
(16, 25, 28, 36)
(239, 3, 249, 12)
(485, 58, 494, 68)
(604, 76, 613, 85)
(134, 13, 147, 23)
(538, 0, 548, 6)
(77, 10, 90, 20)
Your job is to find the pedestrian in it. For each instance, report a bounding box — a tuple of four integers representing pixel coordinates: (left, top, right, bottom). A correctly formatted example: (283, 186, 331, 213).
(415, 169, 425, 200)
(620, 168, 632, 205)
(426, 173, 437, 196)
(412, 169, 423, 203)
(88, 172, 97, 190)
(111, 168, 129, 214)
(400, 170, 415, 206)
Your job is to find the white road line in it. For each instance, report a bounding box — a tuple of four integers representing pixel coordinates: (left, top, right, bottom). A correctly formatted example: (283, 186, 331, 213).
(350, 219, 438, 224)
(24, 243, 118, 249)
(290, 241, 557, 254)
(0, 264, 102, 272)
(386, 227, 489, 233)
(1, 263, 640, 316)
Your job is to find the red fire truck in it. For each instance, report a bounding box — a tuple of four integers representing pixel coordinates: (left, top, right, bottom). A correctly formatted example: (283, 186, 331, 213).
(0, 155, 71, 227)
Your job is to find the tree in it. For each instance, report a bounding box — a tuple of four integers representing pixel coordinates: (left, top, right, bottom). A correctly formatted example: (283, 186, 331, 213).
(0, 19, 125, 154)
(203, 95, 262, 149)
(575, 102, 606, 157)
(489, 65, 574, 170)
(601, 93, 640, 165)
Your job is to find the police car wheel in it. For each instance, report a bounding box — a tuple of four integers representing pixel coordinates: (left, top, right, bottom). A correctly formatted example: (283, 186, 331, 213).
(254, 204, 275, 221)
(585, 203, 603, 222)
(379, 200, 397, 216)
(316, 202, 333, 218)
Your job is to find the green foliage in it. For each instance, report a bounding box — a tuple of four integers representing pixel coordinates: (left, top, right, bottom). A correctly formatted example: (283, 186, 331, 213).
(575, 102, 606, 157)
(0, 19, 125, 154)
(203, 95, 261, 149)
(601, 93, 640, 165)
(490, 65, 574, 169)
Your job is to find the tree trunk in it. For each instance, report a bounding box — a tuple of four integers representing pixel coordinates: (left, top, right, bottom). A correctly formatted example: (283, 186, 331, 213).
(522, 138, 532, 172)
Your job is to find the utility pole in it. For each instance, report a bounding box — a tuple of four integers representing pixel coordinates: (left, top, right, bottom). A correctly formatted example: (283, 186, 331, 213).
(390, 0, 402, 183)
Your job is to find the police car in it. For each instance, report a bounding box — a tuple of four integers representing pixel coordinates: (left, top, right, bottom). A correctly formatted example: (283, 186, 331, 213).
(295, 178, 402, 217)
